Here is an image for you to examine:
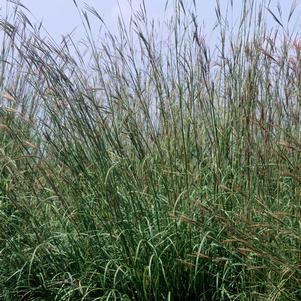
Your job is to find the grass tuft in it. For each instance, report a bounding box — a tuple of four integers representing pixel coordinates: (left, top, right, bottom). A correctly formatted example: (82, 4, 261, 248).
(1, 0, 301, 300)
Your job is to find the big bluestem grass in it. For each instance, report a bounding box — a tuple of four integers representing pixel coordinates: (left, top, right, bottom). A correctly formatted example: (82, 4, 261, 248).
(1, 0, 301, 300)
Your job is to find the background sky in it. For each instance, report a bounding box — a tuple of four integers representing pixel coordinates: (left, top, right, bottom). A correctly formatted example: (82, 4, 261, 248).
(2, 0, 301, 45)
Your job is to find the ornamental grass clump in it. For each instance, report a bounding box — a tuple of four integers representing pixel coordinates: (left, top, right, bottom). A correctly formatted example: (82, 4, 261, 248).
(1, 0, 301, 300)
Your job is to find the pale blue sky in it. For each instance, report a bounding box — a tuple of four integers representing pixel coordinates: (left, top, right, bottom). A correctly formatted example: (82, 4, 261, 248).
(3, 1, 301, 42)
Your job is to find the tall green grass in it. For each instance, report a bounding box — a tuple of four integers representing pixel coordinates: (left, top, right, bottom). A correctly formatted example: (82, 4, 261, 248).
(1, 0, 301, 300)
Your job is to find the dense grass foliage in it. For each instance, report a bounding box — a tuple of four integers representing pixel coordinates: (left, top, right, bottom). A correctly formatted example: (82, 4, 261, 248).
(1, 0, 301, 300)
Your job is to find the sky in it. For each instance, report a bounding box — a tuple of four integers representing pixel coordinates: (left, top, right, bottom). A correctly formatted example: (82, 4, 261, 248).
(2, 0, 301, 44)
